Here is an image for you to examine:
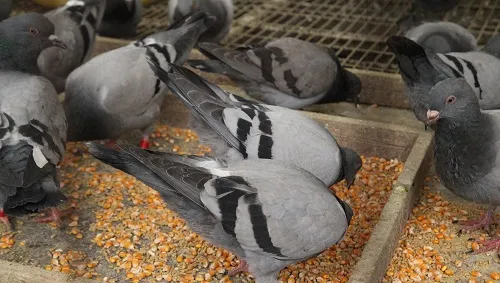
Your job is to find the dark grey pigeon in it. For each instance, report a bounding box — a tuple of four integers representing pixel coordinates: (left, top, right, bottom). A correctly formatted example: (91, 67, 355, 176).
(64, 12, 215, 149)
(0, 13, 68, 231)
(425, 77, 500, 253)
(405, 22, 478, 53)
(97, 0, 142, 38)
(484, 35, 500, 59)
(0, 0, 12, 21)
(38, 0, 107, 93)
(148, 61, 362, 188)
(386, 36, 500, 123)
(168, 0, 233, 43)
(188, 38, 362, 109)
(87, 141, 353, 283)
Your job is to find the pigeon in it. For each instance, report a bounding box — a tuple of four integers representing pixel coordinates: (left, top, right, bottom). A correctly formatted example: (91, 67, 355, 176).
(38, 0, 107, 93)
(187, 38, 362, 109)
(168, 0, 233, 43)
(425, 77, 500, 253)
(148, 61, 362, 188)
(386, 36, 500, 123)
(87, 141, 353, 283)
(98, 0, 142, 38)
(64, 12, 215, 149)
(404, 22, 478, 53)
(484, 35, 500, 59)
(0, 0, 12, 21)
(0, 13, 69, 230)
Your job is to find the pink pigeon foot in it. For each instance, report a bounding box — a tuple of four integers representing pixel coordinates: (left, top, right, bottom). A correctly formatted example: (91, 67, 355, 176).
(139, 136, 150, 149)
(473, 237, 500, 254)
(0, 209, 12, 232)
(227, 259, 248, 276)
(459, 207, 497, 235)
(36, 207, 73, 224)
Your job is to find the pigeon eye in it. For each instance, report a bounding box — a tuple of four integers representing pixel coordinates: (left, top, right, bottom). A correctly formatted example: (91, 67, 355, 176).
(446, 96, 456, 104)
(29, 27, 39, 35)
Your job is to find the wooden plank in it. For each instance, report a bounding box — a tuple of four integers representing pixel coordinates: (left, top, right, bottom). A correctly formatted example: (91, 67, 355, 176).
(0, 260, 94, 283)
(352, 69, 409, 109)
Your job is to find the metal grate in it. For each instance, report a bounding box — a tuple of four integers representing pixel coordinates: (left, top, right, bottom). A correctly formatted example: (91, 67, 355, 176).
(13, 0, 500, 73)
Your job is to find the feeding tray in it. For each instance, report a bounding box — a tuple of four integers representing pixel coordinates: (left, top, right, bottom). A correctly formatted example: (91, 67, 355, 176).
(0, 36, 433, 282)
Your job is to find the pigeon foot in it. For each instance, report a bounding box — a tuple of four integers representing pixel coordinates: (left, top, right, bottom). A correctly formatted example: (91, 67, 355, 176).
(139, 137, 150, 149)
(474, 237, 500, 254)
(459, 207, 497, 235)
(0, 210, 12, 232)
(36, 207, 73, 224)
(227, 259, 248, 276)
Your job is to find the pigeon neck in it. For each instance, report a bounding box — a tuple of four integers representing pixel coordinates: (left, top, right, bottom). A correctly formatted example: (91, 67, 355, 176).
(0, 39, 42, 74)
(434, 113, 495, 187)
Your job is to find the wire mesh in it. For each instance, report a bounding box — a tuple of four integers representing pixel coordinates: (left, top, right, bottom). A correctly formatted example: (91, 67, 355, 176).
(13, 0, 500, 74)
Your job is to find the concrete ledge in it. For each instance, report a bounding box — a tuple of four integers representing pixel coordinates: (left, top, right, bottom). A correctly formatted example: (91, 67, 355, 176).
(0, 260, 94, 283)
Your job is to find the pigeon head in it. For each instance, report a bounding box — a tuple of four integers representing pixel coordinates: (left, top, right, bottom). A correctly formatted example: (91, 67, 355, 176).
(343, 69, 362, 106)
(0, 13, 67, 73)
(426, 78, 480, 126)
(338, 147, 362, 188)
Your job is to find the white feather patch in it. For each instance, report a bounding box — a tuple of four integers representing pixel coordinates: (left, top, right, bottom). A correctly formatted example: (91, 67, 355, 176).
(208, 168, 231, 177)
(32, 147, 49, 168)
(166, 44, 178, 62)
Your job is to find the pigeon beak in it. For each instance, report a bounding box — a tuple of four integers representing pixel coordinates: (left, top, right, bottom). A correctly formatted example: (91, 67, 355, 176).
(49, 35, 67, 50)
(426, 110, 440, 125)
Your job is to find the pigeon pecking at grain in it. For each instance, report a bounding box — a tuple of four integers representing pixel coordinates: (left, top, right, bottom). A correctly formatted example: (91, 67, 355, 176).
(425, 77, 500, 253)
(64, 11, 215, 149)
(386, 36, 500, 124)
(87, 141, 354, 283)
(168, 0, 233, 43)
(0, 13, 69, 230)
(97, 0, 142, 38)
(38, 0, 107, 93)
(148, 61, 362, 188)
(404, 21, 478, 53)
(188, 37, 362, 109)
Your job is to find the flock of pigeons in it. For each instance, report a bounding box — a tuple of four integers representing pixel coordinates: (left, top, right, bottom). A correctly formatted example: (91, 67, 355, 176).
(1, 0, 500, 282)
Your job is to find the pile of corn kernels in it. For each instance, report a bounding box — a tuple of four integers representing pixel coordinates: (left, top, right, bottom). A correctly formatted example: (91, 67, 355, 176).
(1, 125, 404, 282)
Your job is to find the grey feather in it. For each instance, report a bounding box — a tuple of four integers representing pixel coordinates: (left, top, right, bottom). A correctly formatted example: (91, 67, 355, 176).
(188, 38, 362, 109)
(64, 11, 215, 141)
(484, 35, 500, 59)
(147, 61, 362, 187)
(405, 22, 478, 53)
(0, 0, 12, 21)
(387, 36, 500, 123)
(38, 0, 106, 93)
(87, 141, 352, 283)
(98, 0, 142, 38)
(168, 0, 233, 43)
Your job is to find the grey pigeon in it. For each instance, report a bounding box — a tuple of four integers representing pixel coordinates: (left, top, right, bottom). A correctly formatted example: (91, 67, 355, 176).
(188, 38, 362, 109)
(425, 77, 500, 252)
(386, 36, 500, 123)
(0, 13, 69, 230)
(405, 22, 478, 53)
(87, 141, 353, 283)
(484, 35, 500, 59)
(38, 0, 107, 93)
(98, 0, 142, 38)
(64, 12, 215, 149)
(168, 0, 233, 43)
(148, 61, 362, 187)
(0, 0, 12, 21)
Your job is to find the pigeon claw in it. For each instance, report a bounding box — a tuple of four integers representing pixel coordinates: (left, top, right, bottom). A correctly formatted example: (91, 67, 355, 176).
(458, 208, 497, 236)
(227, 259, 249, 277)
(35, 208, 73, 224)
(473, 237, 500, 255)
(0, 210, 12, 233)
